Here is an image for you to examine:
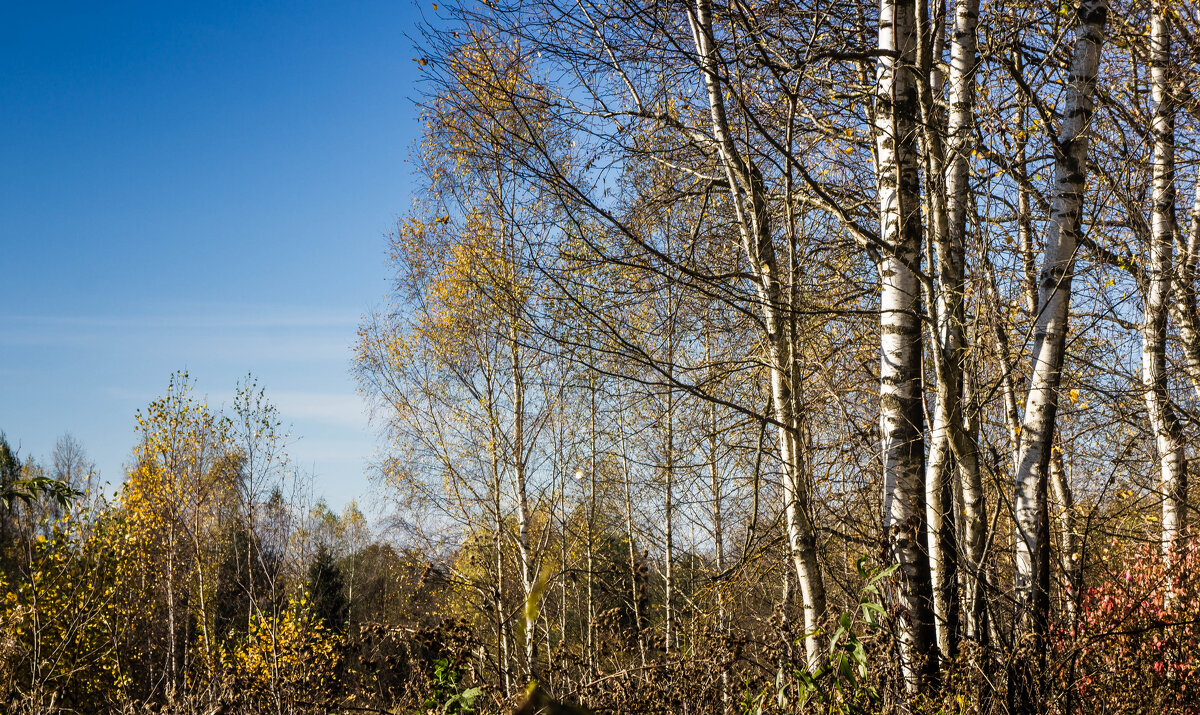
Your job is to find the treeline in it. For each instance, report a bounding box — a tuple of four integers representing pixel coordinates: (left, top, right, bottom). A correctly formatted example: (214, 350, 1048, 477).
(0, 377, 465, 714)
(1, 373, 840, 714)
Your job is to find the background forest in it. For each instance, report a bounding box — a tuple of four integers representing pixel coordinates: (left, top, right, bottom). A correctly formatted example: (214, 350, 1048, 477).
(7, 0, 1200, 711)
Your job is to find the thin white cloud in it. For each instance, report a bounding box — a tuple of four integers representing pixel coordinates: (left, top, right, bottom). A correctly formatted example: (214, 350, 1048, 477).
(288, 436, 376, 463)
(182, 333, 353, 363)
(255, 390, 368, 430)
(185, 388, 365, 430)
(2, 308, 360, 331)
(5, 306, 377, 505)
(2, 307, 360, 363)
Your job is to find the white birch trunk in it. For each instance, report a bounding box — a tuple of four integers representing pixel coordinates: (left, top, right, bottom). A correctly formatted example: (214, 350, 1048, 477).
(960, 353, 989, 647)
(1011, 0, 1107, 707)
(919, 29, 957, 672)
(664, 298, 675, 654)
(877, 0, 937, 687)
(942, 0, 985, 657)
(920, 0, 983, 663)
(1016, 55, 1039, 315)
(1049, 446, 1080, 627)
(689, 0, 826, 666)
(510, 332, 537, 681)
(166, 531, 177, 696)
(1144, 5, 1187, 557)
(1172, 180, 1200, 399)
(618, 402, 647, 667)
(708, 335, 729, 713)
(664, 390, 674, 655)
(586, 372, 597, 675)
(490, 435, 511, 697)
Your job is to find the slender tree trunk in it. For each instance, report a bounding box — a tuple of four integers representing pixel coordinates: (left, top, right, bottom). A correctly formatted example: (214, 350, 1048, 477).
(918, 16, 954, 650)
(1016, 56, 1038, 316)
(491, 434, 510, 697)
(920, 0, 983, 664)
(948, 0, 989, 641)
(166, 531, 177, 697)
(511, 331, 537, 681)
(1144, 4, 1187, 558)
(1011, 1, 1107, 710)
(664, 295, 676, 654)
(876, 0, 937, 688)
(1172, 179, 1200, 398)
(707, 334, 729, 713)
(618, 399, 647, 667)
(1049, 445, 1080, 627)
(586, 370, 597, 676)
(925, 398, 958, 663)
(191, 532, 212, 662)
(960, 347, 990, 658)
(689, 0, 826, 666)
(985, 247, 1023, 472)
(558, 420, 569, 678)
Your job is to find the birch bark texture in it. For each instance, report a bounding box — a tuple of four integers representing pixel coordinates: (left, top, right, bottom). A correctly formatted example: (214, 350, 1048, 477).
(689, 0, 827, 666)
(1144, 1, 1187, 557)
(875, 0, 937, 688)
(1011, 0, 1108, 708)
(944, 0, 985, 652)
(1173, 179, 1200, 400)
(921, 0, 983, 663)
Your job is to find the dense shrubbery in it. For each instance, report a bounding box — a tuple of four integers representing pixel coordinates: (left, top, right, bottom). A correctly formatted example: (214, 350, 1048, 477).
(8, 372, 1200, 715)
(1062, 535, 1200, 714)
(9, 431, 1200, 714)
(219, 595, 341, 711)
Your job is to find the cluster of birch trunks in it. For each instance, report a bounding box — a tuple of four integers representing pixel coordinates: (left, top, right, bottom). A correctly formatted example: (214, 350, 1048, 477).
(357, 0, 1200, 708)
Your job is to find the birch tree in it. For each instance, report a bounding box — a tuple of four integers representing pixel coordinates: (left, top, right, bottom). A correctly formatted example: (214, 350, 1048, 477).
(688, 0, 828, 666)
(1143, 0, 1187, 557)
(874, 0, 938, 687)
(1011, 0, 1109, 708)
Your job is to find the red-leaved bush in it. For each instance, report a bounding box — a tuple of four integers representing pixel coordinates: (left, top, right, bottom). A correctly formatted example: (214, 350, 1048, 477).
(1059, 535, 1200, 713)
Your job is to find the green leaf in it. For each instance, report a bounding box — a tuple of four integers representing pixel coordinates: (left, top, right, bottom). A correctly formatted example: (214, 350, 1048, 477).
(838, 652, 855, 680)
(860, 601, 885, 625)
(856, 554, 870, 579)
(829, 625, 847, 653)
(865, 563, 899, 588)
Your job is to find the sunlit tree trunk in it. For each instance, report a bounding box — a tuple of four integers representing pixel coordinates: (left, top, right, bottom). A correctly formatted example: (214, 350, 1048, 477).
(1016, 56, 1038, 316)
(919, 11, 955, 665)
(920, 0, 984, 664)
(1011, 1, 1107, 709)
(191, 530, 212, 660)
(1144, 3, 1187, 558)
(166, 530, 177, 696)
(707, 332, 729, 713)
(490, 433, 510, 697)
(511, 329, 538, 681)
(1172, 179, 1200, 399)
(618, 396, 647, 667)
(556, 410, 570, 680)
(586, 369, 597, 676)
(1049, 445, 1080, 626)
(876, 0, 937, 688)
(689, 0, 826, 666)
(960, 348, 990, 658)
(663, 286, 676, 655)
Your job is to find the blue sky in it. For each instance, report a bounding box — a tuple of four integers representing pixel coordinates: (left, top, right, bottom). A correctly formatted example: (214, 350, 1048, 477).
(0, 1, 430, 509)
